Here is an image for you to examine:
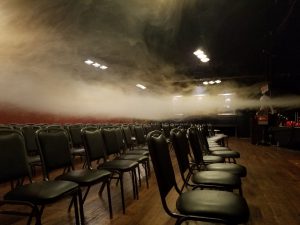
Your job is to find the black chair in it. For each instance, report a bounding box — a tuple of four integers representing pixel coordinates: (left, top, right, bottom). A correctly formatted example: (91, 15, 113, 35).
(0, 129, 83, 225)
(147, 130, 249, 225)
(170, 128, 243, 195)
(67, 124, 87, 161)
(188, 127, 247, 178)
(21, 125, 42, 175)
(0, 199, 40, 225)
(36, 127, 112, 221)
(197, 127, 240, 163)
(84, 128, 139, 214)
(122, 126, 149, 155)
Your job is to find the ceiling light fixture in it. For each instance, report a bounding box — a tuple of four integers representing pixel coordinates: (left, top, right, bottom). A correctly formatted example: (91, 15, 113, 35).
(193, 49, 210, 63)
(215, 80, 221, 83)
(203, 81, 209, 85)
(84, 59, 94, 65)
(209, 81, 215, 84)
(92, 63, 100, 67)
(136, 84, 146, 90)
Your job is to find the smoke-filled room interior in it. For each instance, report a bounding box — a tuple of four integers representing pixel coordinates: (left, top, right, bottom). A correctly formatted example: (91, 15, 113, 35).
(0, 1, 300, 225)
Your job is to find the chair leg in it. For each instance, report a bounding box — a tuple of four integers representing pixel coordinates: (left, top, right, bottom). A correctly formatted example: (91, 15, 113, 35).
(106, 180, 113, 219)
(119, 173, 126, 214)
(77, 188, 85, 225)
(72, 193, 80, 225)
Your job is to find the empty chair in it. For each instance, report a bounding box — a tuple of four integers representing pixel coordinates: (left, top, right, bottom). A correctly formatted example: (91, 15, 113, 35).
(198, 127, 240, 163)
(36, 127, 112, 220)
(170, 128, 242, 195)
(0, 200, 40, 225)
(122, 126, 149, 155)
(67, 124, 86, 159)
(114, 127, 150, 188)
(21, 125, 42, 175)
(188, 127, 247, 178)
(147, 130, 249, 225)
(99, 128, 139, 214)
(0, 129, 83, 225)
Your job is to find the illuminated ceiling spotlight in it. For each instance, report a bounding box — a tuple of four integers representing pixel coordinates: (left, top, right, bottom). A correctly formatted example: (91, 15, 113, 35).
(84, 59, 94, 65)
(215, 80, 221, 84)
(92, 62, 100, 68)
(203, 81, 209, 85)
(193, 49, 210, 63)
(209, 80, 215, 84)
(193, 49, 204, 57)
(100, 65, 108, 70)
(136, 84, 146, 90)
(200, 57, 210, 63)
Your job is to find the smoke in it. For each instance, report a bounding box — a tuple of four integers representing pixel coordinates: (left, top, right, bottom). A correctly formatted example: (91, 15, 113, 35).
(0, 0, 299, 121)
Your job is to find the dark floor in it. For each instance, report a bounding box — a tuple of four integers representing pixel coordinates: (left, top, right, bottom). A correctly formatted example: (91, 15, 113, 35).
(1, 138, 300, 225)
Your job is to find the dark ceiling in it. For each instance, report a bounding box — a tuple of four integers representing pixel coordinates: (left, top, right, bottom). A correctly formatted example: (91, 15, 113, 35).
(144, 0, 300, 93)
(4, 0, 300, 94)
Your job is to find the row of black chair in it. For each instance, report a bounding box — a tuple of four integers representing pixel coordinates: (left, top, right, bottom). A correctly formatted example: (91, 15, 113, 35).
(0, 123, 155, 224)
(146, 126, 250, 225)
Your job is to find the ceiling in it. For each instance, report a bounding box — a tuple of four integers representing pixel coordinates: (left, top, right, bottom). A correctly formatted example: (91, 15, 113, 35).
(2, 0, 300, 94)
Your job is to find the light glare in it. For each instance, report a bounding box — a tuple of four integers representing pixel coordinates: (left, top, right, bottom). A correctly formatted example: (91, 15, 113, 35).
(136, 84, 146, 90)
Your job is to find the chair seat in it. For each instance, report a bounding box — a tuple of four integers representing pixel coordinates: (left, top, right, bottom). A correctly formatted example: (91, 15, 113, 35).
(203, 155, 224, 164)
(27, 155, 41, 164)
(192, 171, 241, 188)
(206, 163, 247, 177)
(176, 190, 249, 224)
(211, 150, 240, 158)
(56, 169, 111, 186)
(101, 160, 138, 171)
(209, 146, 230, 151)
(119, 155, 148, 162)
(126, 149, 149, 155)
(70, 147, 85, 155)
(4, 180, 79, 205)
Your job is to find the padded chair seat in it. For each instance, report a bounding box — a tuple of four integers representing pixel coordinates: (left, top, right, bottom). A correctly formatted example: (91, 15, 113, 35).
(206, 163, 247, 177)
(209, 146, 230, 151)
(176, 189, 249, 224)
(192, 171, 241, 188)
(126, 149, 149, 155)
(211, 150, 240, 158)
(4, 180, 78, 205)
(119, 154, 148, 162)
(56, 169, 111, 186)
(101, 160, 138, 171)
(27, 155, 41, 164)
(203, 155, 224, 164)
(70, 147, 85, 155)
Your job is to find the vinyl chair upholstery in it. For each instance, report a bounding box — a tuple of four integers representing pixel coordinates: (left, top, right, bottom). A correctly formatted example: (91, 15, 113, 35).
(83, 128, 139, 214)
(147, 130, 249, 225)
(0, 129, 83, 225)
(188, 127, 247, 178)
(36, 127, 112, 221)
(170, 128, 242, 195)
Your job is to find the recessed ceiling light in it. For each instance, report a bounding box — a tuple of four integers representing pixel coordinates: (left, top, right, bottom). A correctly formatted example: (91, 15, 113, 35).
(100, 65, 108, 70)
(84, 59, 94, 65)
(215, 80, 221, 83)
(209, 80, 215, 84)
(203, 81, 209, 85)
(92, 63, 100, 67)
(136, 84, 146, 90)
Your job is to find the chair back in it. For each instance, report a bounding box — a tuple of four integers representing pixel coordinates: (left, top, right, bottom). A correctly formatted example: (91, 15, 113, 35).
(0, 129, 31, 183)
(115, 127, 126, 152)
(102, 128, 120, 155)
(67, 124, 84, 148)
(134, 125, 146, 145)
(170, 128, 190, 176)
(187, 127, 204, 165)
(36, 128, 73, 178)
(21, 125, 40, 156)
(122, 126, 134, 149)
(147, 130, 177, 199)
(81, 128, 107, 166)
